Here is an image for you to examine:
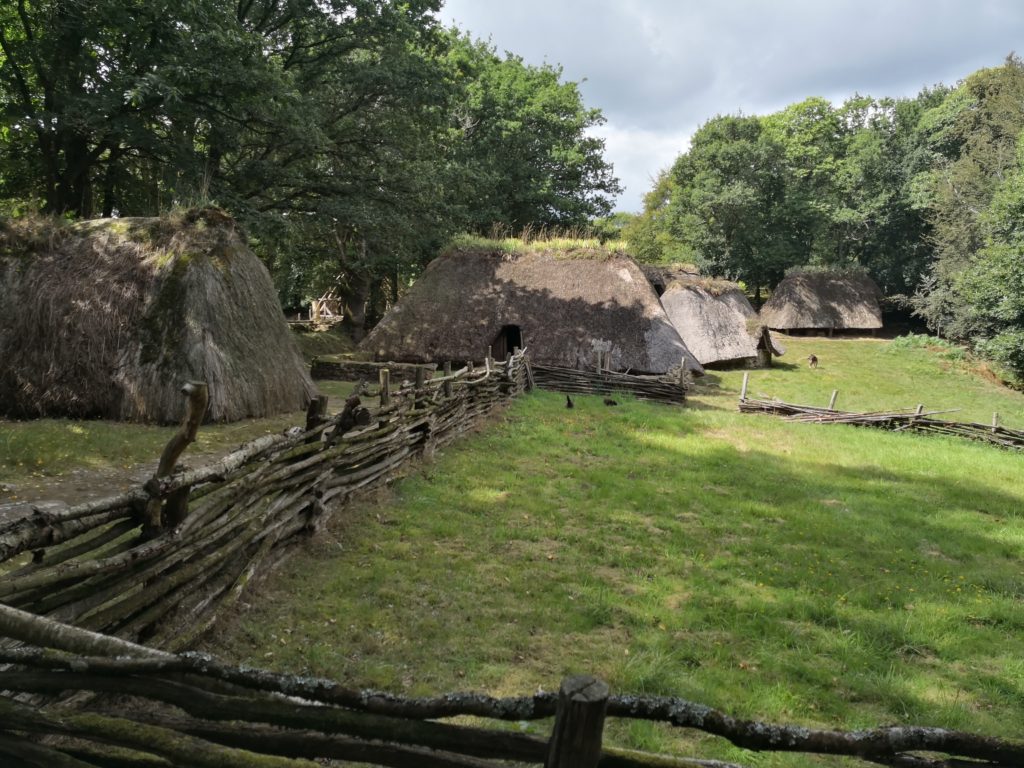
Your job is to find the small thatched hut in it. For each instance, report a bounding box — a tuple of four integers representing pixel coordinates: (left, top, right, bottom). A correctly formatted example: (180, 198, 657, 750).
(657, 276, 783, 368)
(0, 209, 317, 423)
(759, 271, 883, 333)
(361, 248, 704, 374)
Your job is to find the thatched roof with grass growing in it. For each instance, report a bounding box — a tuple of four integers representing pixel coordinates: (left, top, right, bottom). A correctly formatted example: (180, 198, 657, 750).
(759, 271, 883, 331)
(658, 276, 784, 367)
(362, 247, 704, 374)
(0, 209, 317, 423)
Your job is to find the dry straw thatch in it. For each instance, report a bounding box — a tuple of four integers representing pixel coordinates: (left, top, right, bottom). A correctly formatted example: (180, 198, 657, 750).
(0, 209, 316, 423)
(362, 247, 704, 374)
(759, 271, 883, 331)
(658, 276, 783, 367)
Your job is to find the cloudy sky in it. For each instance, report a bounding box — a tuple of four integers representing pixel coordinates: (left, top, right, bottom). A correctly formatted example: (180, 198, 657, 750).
(437, 1, 1024, 212)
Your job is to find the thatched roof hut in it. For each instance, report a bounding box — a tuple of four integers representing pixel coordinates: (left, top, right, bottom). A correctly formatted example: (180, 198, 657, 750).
(639, 263, 700, 297)
(658, 276, 784, 368)
(0, 209, 317, 423)
(759, 272, 883, 332)
(361, 248, 703, 374)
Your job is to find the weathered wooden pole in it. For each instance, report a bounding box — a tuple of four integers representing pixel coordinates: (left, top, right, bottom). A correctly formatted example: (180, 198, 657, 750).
(414, 366, 427, 409)
(143, 381, 208, 533)
(443, 362, 453, 398)
(379, 369, 391, 408)
(828, 390, 839, 411)
(545, 675, 608, 768)
(740, 372, 749, 402)
(992, 412, 1000, 433)
(305, 395, 329, 432)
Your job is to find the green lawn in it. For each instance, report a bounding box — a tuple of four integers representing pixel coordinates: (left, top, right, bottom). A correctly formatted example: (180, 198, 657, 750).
(0, 380, 354, 502)
(205, 335, 1024, 766)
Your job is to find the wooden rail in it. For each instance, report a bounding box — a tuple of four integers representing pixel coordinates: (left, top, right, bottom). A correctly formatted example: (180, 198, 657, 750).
(737, 382, 1024, 451)
(531, 364, 687, 404)
(0, 617, 1020, 768)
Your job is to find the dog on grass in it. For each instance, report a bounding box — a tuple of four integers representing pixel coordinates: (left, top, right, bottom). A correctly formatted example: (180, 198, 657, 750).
(807, 354, 818, 369)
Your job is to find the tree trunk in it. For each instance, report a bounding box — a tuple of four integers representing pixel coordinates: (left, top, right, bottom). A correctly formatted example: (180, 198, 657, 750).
(341, 273, 372, 343)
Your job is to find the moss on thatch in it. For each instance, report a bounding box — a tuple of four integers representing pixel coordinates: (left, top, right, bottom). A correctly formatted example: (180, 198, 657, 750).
(760, 272, 883, 331)
(362, 248, 703, 374)
(0, 209, 317, 423)
(658, 276, 783, 367)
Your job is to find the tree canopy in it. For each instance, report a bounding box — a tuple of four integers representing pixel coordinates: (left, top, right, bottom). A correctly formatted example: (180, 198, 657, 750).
(632, 56, 1024, 383)
(0, 0, 620, 337)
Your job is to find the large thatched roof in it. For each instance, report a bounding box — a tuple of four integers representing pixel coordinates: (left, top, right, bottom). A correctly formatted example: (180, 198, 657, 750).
(659, 277, 783, 366)
(0, 209, 317, 423)
(759, 272, 883, 331)
(362, 248, 703, 374)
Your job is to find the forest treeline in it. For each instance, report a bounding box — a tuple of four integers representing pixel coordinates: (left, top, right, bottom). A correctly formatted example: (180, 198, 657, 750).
(2, 3, 1022, 383)
(0, 0, 620, 337)
(626, 55, 1024, 384)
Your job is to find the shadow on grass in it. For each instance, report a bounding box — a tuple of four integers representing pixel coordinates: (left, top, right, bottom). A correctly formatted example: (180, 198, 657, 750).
(208, 390, 1024, 745)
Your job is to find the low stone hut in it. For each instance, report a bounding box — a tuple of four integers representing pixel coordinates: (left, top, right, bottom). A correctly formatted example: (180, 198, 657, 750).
(0, 209, 317, 423)
(759, 271, 883, 334)
(361, 247, 704, 375)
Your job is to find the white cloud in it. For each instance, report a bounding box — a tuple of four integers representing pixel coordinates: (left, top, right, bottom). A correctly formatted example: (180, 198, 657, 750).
(590, 123, 692, 209)
(438, 0, 1024, 212)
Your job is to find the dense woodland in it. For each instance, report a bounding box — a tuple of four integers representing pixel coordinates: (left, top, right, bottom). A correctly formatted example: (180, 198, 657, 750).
(0, 2, 1022, 382)
(626, 55, 1024, 384)
(0, 0, 620, 338)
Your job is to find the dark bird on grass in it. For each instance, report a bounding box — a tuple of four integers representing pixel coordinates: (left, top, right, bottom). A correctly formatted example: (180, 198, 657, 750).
(565, 394, 574, 409)
(807, 354, 819, 369)
(603, 398, 619, 406)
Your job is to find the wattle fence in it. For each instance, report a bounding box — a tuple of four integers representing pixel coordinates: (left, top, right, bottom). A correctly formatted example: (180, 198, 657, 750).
(0, 350, 529, 649)
(737, 374, 1024, 450)
(0, 351, 1021, 767)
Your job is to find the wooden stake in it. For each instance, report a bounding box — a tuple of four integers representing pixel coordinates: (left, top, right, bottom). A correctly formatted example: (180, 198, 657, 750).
(414, 367, 427, 409)
(545, 675, 608, 768)
(379, 369, 390, 408)
(992, 412, 999, 433)
(143, 381, 208, 533)
(443, 362, 453, 398)
(304, 395, 329, 432)
(828, 390, 838, 411)
(740, 372, 749, 402)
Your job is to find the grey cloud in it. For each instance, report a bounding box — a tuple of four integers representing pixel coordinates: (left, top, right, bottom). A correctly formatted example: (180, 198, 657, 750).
(438, 0, 1024, 210)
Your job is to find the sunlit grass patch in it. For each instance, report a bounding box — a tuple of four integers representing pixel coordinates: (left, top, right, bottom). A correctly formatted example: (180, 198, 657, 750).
(207, 349, 1024, 765)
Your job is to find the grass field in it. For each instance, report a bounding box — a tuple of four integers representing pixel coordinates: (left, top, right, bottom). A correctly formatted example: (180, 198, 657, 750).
(0, 380, 354, 503)
(202, 335, 1024, 765)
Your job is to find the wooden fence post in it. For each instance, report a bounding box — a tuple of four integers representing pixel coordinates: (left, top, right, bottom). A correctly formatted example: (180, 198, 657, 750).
(545, 675, 608, 768)
(414, 367, 427, 409)
(143, 381, 209, 533)
(992, 412, 999, 433)
(828, 390, 839, 411)
(443, 362, 453, 398)
(740, 372, 749, 402)
(379, 369, 390, 408)
(305, 395, 329, 430)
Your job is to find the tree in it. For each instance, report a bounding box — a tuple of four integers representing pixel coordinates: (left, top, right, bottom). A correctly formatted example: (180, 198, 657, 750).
(444, 33, 621, 233)
(651, 115, 792, 301)
(949, 135, 1024, 382)
(912, 55, 1024, 338)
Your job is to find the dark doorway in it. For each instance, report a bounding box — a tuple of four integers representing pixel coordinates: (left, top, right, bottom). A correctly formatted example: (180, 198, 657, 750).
(491, 324, 523, 359)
